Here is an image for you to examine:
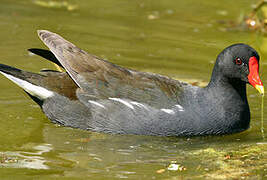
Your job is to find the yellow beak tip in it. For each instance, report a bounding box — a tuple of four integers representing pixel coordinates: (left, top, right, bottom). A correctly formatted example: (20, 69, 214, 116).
(255, 85, 264, 95)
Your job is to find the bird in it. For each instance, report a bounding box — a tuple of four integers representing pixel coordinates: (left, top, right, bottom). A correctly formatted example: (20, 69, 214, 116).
(0, 30, 264, 136)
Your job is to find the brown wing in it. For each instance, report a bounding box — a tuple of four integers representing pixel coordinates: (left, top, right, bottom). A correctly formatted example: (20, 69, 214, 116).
(37, 30, 192, 109)
(38, 70, 78, 100)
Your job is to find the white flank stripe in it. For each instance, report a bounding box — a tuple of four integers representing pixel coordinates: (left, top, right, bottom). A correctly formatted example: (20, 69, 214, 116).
(109, 98, 134, 109)
(130, 101, 148, 110)
(175, 104, 184, 111)
(0, 72, 54, 99)
(88, 100, 105, 108)
(161, 108, 175, 114)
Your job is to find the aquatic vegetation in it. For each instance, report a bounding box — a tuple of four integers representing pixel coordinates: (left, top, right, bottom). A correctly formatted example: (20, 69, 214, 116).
(189, 144, 267, 179)
(221, 0, 267, 33)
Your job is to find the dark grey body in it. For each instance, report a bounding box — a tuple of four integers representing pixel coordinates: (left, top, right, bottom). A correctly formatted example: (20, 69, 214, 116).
(41, 73, 249, 136)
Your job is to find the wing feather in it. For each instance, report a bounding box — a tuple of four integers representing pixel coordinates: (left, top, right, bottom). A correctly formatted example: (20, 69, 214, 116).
(37, 30, 192, 109)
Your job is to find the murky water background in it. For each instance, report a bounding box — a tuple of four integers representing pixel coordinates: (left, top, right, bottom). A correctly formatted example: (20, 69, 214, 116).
(0, 0, 266, 179)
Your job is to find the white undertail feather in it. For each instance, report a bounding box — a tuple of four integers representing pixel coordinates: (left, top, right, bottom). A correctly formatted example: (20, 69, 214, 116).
(0, 72, 54, 100)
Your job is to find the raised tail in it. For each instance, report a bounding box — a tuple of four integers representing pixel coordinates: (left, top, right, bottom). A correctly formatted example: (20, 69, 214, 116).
(28, 48, 63, 68)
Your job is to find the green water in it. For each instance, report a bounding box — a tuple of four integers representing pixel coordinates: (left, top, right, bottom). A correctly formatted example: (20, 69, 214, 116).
(0, 0, 266, 179)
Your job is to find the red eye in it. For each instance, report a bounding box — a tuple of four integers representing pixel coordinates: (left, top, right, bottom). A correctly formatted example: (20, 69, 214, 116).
(235, 57, 242, 65)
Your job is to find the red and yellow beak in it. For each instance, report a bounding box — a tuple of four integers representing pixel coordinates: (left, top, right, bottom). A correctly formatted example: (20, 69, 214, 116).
(248, 56, 264, 95)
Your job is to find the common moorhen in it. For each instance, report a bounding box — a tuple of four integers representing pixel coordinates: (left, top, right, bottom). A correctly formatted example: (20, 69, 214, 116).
(0, 30, 264, 136)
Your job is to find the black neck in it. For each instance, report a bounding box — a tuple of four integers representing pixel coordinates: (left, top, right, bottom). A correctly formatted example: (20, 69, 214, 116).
(204, 65, 250, 133)
(207, 64, 247, 102)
